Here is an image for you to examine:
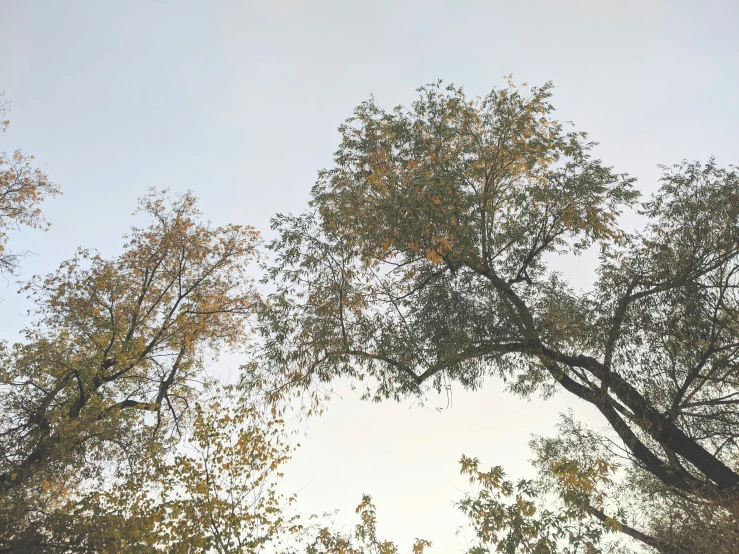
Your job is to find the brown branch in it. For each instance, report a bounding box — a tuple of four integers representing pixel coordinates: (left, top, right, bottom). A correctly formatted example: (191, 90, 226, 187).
(588, 506, 691, 554)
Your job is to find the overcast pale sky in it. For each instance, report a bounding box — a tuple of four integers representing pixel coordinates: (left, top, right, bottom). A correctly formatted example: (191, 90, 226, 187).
(2, 0, 738, 550)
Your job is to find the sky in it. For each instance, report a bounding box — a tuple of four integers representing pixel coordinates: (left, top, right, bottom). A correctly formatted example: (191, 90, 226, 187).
(1, 0, 738, 550)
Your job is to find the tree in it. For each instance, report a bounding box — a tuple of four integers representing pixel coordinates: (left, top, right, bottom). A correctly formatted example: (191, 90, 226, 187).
(0, 190, 263, 551)
(456, 414, 684, 554)
(0, 96, 61, 275)
(26, 391, 297, 554)
(252, 79, 739, 551)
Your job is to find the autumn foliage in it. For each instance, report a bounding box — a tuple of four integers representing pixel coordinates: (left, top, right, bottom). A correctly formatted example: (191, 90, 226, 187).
(253, 80, 739, 552)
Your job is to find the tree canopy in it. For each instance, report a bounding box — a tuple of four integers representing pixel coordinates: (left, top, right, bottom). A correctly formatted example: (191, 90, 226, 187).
(1, 80, 737, 553)
(252, 80, 739, 552)
(0, 188, 266, 551)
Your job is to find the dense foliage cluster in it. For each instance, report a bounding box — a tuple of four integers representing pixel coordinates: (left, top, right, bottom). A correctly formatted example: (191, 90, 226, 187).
(253, 80, 739, 553)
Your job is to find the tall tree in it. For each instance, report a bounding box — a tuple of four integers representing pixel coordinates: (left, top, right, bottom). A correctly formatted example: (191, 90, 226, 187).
(252, 80, 739, 552)
(0, 190, 261, 550)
